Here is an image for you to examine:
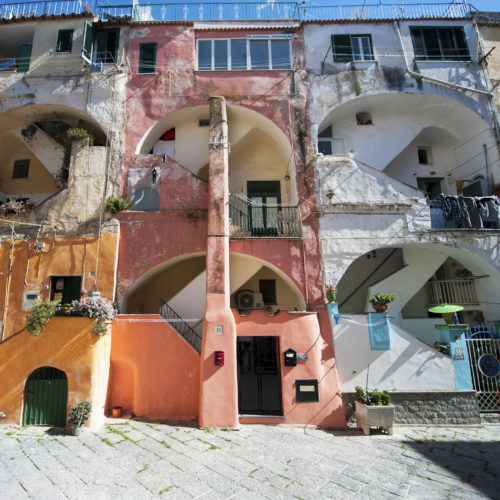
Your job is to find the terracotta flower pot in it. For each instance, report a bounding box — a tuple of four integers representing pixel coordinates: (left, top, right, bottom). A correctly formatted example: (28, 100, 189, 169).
(111, 406, 123, 418)
(372, 305, 388, 313)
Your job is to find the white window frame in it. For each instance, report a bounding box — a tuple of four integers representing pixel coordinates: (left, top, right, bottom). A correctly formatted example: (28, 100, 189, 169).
(197, 36, 292, 71)
(351, 35, 374, 61)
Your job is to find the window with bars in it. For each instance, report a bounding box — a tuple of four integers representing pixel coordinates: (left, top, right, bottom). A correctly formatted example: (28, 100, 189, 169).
(410, 27, 469, 61)
(197, 37, 292, 71)
(331, 34, 374, 62)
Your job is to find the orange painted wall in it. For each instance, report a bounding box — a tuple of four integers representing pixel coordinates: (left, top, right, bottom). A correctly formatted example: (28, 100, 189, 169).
(0, 317, 111, 427)
(235, 310, 346, 429)
(0, 232, 118, 341)
(109, 315, 200, 421)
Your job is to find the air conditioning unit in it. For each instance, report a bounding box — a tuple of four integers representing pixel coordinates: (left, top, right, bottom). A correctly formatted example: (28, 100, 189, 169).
(237, 292, 264, 310)
(463, 178, 489, 197)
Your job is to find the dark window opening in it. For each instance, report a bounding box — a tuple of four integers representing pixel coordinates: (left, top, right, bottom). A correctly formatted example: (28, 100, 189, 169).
(56, 29, 73, 53)
(12, 159, 30, 179)
(50, 276, 82, 304)
(138, 42, 157, 73)
(410, 27, 469, 61)
(356, 112, 373, 125)
(332, 34, 374, 62)
(82, 22, 120, 64)
(259, 279, 277, 305)
(418, 148, 430, 165)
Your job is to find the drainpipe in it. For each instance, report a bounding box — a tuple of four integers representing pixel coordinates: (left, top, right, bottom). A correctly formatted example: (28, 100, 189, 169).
(393, 21, 494, 98)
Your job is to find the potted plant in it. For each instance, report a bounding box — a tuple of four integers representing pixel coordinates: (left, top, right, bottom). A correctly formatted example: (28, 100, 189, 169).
(60, 303, 72, 315)
(26, 300, 59, 336)
(369, 293, 396, 313)
(71, 296, 116, 335)
(354, 385, 395, 436)
(68, 400, 92, 436)
(325, 284, 337, 303)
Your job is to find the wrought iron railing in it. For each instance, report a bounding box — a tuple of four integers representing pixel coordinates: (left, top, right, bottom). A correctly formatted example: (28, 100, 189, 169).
(134, 1, 298, 21)
(466, 337, 500, 411)
(159, 299, 202, 353)
(426, 279, 478, 306)
(0, 1, 473, 22)
(229, 194, 301, 238)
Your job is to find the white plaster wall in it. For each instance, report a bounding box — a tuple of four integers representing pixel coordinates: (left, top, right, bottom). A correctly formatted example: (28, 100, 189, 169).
(333, 314, 456, 391)
(401, 318, 447, 347)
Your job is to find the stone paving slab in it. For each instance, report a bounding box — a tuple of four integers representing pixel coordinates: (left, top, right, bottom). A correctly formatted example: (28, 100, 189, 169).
(0, 421, 499, 499)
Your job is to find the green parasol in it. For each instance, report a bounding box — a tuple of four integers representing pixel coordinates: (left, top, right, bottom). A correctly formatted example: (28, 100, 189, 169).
(428, 304, 464, 314)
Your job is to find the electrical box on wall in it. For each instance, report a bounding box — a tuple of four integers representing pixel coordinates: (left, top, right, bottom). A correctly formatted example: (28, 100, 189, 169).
(295, 379, 319, 403)
(215, 351, 224, 366)
(22, 291, 40, 311)
(284, 348, 297, 366)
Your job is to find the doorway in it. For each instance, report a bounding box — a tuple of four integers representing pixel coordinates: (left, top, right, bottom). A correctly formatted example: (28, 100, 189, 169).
(23, 367, 68, 426)
(247, 181, 281, 236)
(417, 177, 443, 200)
(237, 336, 282, 415)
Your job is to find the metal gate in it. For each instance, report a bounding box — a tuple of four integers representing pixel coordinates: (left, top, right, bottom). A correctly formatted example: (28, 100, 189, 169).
(465, 337, 500, 412)
(23, 367, 68, 426)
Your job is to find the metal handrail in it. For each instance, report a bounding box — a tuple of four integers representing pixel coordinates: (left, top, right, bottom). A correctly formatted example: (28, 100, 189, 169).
(0, 1, 472, 22)
(159, 299, 202, 353)
(425, 278, 478, 306)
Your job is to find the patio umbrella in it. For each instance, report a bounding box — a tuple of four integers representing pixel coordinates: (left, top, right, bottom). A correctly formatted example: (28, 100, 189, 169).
(428, 304, 464, 324)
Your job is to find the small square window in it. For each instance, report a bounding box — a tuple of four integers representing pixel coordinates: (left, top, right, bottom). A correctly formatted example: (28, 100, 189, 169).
(56, 29, 73, 53)
(356, 112, 373, 126)
(12, 159, 30, 179)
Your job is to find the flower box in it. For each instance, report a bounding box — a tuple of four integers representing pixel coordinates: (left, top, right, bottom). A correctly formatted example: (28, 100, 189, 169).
(355, 400, 395, 436)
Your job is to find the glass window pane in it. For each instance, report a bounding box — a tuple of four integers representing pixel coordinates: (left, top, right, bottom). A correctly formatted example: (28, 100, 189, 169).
(361, 37, 372, 60)
(139, 43, 156, 73)
(214, 39, 228, 70)
(352, 37, 362, 61)
(422, 28, 440, 60)
(198, 40, 212, 70)
(271, 40, 290, 69)
(231, 39, 247, 70)
(439, 28, 455, 59)
(250, 40, 269, 70)
(318, 126, 332, 138)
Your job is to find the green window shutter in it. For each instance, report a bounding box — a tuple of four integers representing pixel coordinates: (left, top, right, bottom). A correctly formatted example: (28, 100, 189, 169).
(332, 34, 352, 62)
(82, 21, 94, 63)
(139, 43, 157, 73)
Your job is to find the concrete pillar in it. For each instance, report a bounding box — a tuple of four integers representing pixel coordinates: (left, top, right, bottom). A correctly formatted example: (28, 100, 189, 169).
(199, 97, 239, 428)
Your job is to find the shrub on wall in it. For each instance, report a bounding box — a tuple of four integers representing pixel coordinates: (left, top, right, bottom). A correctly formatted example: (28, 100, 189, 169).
(105, 196, 130, 216)
(26, 300, 59, 336)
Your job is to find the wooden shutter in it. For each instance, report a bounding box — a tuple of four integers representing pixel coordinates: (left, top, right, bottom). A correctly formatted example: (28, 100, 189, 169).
(81, 21, 94, 63)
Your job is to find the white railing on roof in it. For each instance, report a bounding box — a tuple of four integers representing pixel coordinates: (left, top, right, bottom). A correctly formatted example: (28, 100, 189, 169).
(302, 2, 471, 22)
(0, 0, 473, 22)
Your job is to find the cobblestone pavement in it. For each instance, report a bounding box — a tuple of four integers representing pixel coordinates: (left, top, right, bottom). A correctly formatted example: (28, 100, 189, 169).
(0, 420, 499, 499)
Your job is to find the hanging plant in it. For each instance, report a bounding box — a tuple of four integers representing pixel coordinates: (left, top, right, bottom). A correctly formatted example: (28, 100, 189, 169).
(26, 300, 59, 336)
(71, 296, 116, 335)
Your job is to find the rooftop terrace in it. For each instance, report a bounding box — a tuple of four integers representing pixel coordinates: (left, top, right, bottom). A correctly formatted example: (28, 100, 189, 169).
(0, 0, 477, 22)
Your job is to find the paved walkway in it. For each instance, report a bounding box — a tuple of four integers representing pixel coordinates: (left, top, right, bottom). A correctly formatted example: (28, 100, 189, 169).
(0, 420, 499, 499)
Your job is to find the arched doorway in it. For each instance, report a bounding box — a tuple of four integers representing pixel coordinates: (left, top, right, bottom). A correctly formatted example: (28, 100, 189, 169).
(23, 367, 68, 426)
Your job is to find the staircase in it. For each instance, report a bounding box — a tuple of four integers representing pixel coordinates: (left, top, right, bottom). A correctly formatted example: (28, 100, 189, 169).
(159, 299, 202, 353)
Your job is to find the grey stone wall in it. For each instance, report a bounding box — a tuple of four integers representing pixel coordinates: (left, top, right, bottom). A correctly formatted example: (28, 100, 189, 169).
(343, 391, 481, 425)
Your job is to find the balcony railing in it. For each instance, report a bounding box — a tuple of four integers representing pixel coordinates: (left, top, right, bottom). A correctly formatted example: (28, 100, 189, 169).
(426, 279, 479, 306)
(303, 2, 471, 22)
(0, 1, 473, 22)
(229, 193, 301, 238)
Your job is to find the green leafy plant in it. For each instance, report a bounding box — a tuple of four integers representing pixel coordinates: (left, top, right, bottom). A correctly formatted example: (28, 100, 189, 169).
(68, 400, 92, 426)
(106, 196, 130, 216)
(67, 128, 94, 146)
(26, 300, 59, 336)
(354, 386, 391, 406)
(369, 293, 396, 307)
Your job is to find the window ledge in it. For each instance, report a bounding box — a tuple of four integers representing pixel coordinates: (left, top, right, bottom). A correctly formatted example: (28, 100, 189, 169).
(195, 69, 293, 73)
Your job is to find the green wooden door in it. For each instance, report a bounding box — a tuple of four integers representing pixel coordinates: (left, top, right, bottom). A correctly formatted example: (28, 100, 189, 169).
(23, 367, 68, 426)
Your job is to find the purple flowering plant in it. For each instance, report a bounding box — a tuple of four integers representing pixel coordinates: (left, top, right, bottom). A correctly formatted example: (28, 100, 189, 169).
(72, 296, 116, 335)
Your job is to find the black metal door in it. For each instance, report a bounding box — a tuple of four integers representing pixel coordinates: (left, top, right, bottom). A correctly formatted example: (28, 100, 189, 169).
(237, 336, 282, 415)
(23, 367, 68, 426)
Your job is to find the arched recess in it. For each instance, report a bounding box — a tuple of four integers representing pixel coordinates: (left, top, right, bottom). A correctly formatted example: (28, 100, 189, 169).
(135, 103, 298, 202)
(0, 104, 108, 207)
(317, 92, 499, 194)
(23, 366, 68, 426)
(334, 242, 500, 345)
(120, 251, 306, 317)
